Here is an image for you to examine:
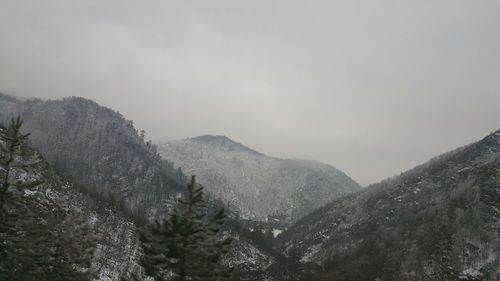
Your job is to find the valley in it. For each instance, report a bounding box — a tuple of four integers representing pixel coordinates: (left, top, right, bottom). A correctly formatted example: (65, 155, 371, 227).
(0, 93, 499, 280)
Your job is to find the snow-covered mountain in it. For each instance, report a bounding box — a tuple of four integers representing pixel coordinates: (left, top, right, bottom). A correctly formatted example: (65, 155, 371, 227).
(276, 130, 500, 281)
(0, 94, 186, 217)
(4, 92, 498, 280)
(0, 94, 279, 280)
(0, 137, 277, 281)
(158, 135, 361, 224)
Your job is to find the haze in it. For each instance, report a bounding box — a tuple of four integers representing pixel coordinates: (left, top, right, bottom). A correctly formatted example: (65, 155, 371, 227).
(1, 0, 499, 185)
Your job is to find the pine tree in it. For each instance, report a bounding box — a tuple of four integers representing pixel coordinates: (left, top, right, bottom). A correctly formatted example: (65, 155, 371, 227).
(0, 116, 44, 272)
(0, 116, 44, 219)
(0, 197, 95, 281)
(46, 208, 97, 281)
(0, 116, 47, 280)
(140, 176, 233, 281)
(0, 117, 96, 280)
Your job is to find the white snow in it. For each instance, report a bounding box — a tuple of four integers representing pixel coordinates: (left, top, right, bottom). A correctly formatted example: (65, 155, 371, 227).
(157, 138, 359, 224)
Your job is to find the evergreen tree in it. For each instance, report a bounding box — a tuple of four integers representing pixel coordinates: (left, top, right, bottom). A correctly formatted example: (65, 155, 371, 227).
(140, 176, 233, 281)
(0, 116, 43, 219)
(46, 208, 97, 281)
(0, 116, 46, 280)
(0, 195, 95, 281)
(0, 117, 96, 280)
(0, 117, 44, 277)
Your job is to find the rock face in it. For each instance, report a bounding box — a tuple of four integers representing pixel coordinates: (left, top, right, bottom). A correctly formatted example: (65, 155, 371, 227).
(158, 135, 361, 224)
(278, 131, 500, 281)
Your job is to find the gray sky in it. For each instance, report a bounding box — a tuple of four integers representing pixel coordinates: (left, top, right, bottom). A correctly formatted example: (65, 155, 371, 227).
(1, 0, 499, 185)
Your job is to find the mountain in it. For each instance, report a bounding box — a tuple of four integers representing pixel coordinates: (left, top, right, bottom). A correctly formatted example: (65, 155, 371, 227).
(0, 126, 278, 280)
(0, 122, 145, 280)
(276, 130, 500, 281)
(157, 135, 361, 225)
(0, 94, 278, 280)
(0, 94, 185, 217)
(6, 92, 498, 281)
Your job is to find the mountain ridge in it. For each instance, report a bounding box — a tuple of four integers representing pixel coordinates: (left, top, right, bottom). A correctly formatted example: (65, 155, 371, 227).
(276, 129, 500, 281)
(158, 135, 361, 225)
(0, 94, 186, 216)
(181, 134, 265, 156)
(0, 93, 281, 280)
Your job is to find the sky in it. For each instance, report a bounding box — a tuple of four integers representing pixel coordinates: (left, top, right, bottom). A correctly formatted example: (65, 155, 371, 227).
(0, 1, 499, 185)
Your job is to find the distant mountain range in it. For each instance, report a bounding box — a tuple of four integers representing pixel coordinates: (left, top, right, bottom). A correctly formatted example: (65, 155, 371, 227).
(158, 135, 361, 225)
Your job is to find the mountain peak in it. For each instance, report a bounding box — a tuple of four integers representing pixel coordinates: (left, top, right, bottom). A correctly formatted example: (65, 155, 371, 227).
(189, 135, 263, 155)
(191, 134, 233, 143)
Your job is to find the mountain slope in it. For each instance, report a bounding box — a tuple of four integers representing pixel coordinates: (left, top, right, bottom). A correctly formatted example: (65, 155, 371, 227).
(0, 94, 185, 217)
(0, 94, 279, 280)
(158, 135, 361, 224)
(0, 126, 145, 280)
(5, 154, 278, 281)
(277, 131, 500, 281)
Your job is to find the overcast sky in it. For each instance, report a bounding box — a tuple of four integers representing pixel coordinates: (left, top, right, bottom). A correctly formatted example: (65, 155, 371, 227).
(1, 1, 500, 185)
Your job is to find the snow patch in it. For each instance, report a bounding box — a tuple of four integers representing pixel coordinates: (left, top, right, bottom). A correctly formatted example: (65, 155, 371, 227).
(272, 229, 283, 238)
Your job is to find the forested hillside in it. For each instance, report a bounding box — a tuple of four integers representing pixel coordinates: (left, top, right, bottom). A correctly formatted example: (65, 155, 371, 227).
(0, 94, 280, 280)
(0, 94, 185, 217)
(0, 117, 147, 280)
(2, 93, 499, 281)
(277, 131, 500, 281)
(158, 135, 361, 225)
